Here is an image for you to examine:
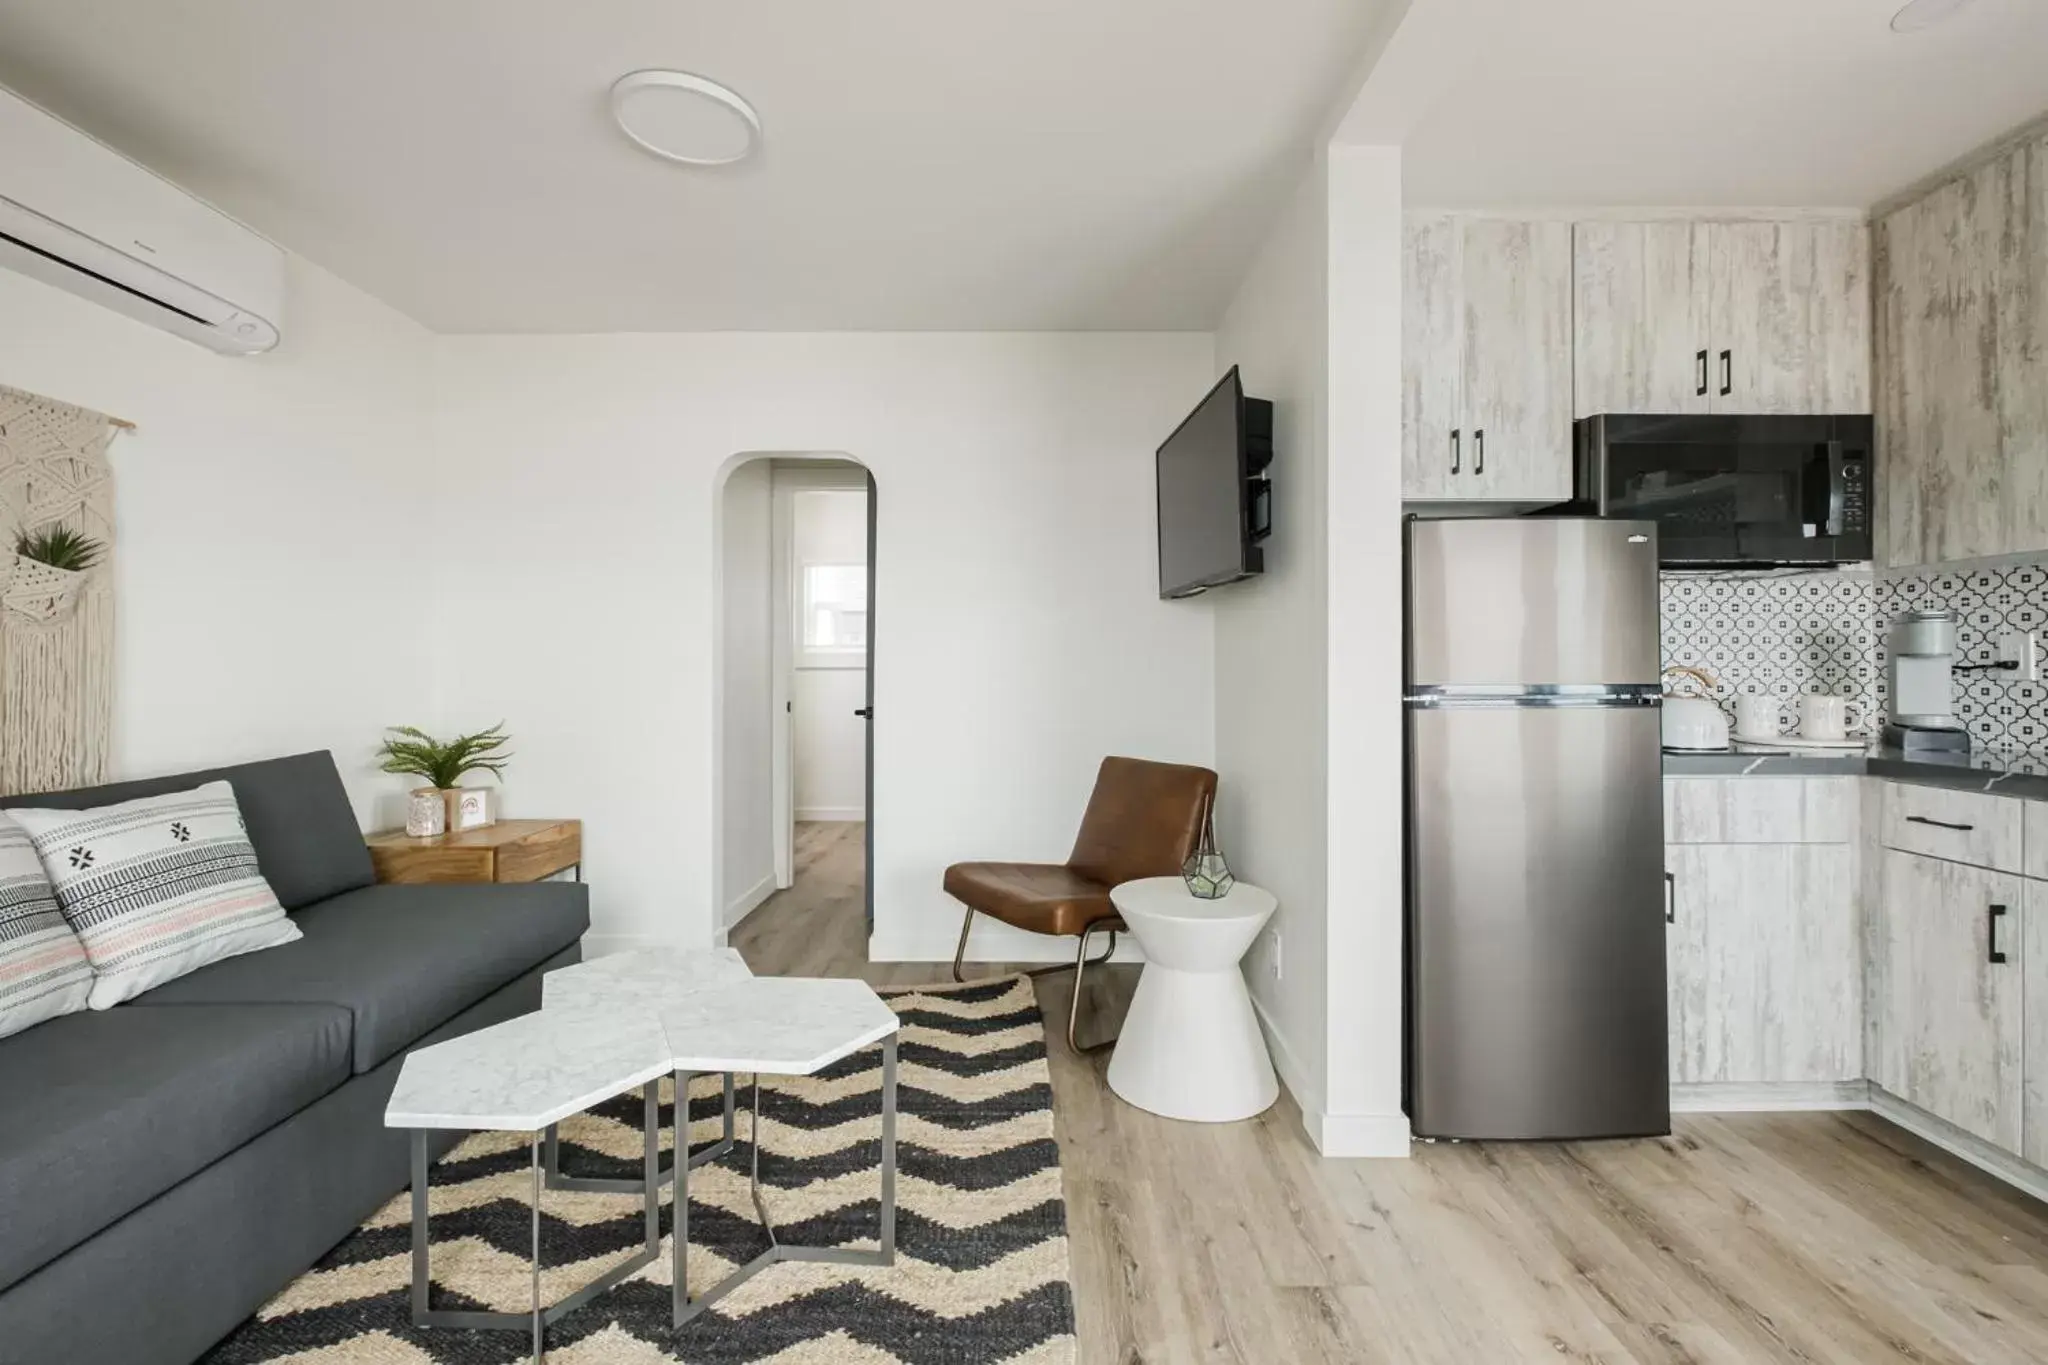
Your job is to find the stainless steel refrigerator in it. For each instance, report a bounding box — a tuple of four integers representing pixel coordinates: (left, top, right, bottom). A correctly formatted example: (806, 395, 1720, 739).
(1405, 516, 1669, 1141)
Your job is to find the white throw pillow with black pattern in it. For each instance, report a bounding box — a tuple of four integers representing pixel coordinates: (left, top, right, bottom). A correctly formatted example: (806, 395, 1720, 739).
(9, 780, 300, 1008)
(0, 815, 93, 1038)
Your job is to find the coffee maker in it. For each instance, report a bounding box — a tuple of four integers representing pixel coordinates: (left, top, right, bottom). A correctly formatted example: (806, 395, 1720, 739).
(1884, 609, 1970, 753)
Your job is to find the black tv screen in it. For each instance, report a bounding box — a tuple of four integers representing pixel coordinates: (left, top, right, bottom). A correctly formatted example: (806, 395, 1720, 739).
(1155, 366, 1271, 599)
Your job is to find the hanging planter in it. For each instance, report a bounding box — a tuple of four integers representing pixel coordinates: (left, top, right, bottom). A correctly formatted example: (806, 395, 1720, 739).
(3, 553, 87, 623)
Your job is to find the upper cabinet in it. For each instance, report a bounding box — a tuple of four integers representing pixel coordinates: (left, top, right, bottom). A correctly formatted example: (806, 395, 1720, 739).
(1877, 133, 2048, 569)
(1402, 216, 1573, 502)
(1573, 219, 1870, 418)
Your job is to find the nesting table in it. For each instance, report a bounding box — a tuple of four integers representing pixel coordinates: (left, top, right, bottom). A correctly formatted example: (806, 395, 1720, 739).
(1105, 876, 1280, 1122)
(384, 948, 901, 1361)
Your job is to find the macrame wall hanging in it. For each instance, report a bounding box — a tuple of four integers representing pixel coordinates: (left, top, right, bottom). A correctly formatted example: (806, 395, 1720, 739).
(0, 384, 122, 795)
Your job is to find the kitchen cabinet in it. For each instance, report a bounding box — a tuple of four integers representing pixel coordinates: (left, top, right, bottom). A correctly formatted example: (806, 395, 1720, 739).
(2026, 879, 2048, 1169)
(1666, 842, 1861, 1085)
(1877, 133, 2048, 569)
(1665, 776, 1854, 845)
(1881, 781, 2023, 874)
(1573, 220, 1869, 418)
(1867, 847, 2024, 1154)
(1402, 215, 1573, 502)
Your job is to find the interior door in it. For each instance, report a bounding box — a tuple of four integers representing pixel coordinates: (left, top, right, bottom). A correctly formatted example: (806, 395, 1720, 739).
(862, 469, 876, 934)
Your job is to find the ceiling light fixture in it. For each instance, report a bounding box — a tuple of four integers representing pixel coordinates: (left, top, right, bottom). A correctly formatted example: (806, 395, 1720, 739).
(610, 69, 761, 167)
(1889, 0, 1977, 33)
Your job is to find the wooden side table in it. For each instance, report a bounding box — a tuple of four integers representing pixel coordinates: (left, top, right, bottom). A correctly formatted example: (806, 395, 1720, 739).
(366, 819, 582, 885)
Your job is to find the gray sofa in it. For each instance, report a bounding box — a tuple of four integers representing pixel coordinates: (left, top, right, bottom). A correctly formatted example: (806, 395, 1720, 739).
(0, 751, 589, 1365)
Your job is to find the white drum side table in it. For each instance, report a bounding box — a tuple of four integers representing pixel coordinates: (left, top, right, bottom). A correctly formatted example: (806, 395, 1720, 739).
(1105, 877, 1279, 1122)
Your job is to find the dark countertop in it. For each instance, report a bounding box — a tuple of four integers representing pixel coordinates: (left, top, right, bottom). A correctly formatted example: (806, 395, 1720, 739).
(1663, 745, 2048, 801)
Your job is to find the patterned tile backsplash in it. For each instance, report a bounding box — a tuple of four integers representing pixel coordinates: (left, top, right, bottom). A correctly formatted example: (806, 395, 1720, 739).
(1660, 561, 2048, 753)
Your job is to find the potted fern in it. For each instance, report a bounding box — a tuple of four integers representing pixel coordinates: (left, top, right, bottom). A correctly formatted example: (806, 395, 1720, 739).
(376, 723, 512, 836)
(6, 524, 103, 623)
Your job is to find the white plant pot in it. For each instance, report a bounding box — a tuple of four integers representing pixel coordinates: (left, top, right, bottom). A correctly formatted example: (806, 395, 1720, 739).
(405, 788, 447, 838)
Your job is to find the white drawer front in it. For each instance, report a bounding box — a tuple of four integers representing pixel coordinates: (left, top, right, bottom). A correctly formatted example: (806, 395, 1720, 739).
(1664, 777, 1855, 845)
(1880, 782, 2023, 873)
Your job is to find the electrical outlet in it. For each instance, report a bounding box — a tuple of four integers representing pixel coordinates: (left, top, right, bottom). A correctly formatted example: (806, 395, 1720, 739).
(1997, 629, 2040, 683)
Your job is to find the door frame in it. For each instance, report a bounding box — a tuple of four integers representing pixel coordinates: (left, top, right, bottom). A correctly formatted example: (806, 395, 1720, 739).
(768, 460, 873, 891)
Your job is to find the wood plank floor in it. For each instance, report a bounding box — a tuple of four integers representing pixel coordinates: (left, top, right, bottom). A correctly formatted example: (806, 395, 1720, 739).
(732, 823, 2048, 1365)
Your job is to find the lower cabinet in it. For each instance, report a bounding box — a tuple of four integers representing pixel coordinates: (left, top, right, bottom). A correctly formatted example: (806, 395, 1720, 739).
(2026, 879, 2048, 1169)
(1868, 848, 2025, 1154)
(1666, 843, 1860, 1085)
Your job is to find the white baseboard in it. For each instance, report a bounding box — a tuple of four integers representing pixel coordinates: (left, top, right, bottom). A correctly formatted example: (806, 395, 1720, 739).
(723, 874, 776, 930)
(1867, 1087, 2048, 1206)
(1672, 1080, 1871, 1113)
(795, 806, 865, 823)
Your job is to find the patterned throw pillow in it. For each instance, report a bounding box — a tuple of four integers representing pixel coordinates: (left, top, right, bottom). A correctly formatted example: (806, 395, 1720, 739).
(0, 816, 93, 1039)
(9, 780, 301, 1009)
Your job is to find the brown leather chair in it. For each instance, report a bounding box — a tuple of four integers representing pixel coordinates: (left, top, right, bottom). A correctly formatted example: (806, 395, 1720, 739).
(943, 755, 1219, 1052)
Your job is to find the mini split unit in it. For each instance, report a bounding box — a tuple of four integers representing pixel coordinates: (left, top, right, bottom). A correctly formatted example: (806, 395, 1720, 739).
(0, 84, 284, 355)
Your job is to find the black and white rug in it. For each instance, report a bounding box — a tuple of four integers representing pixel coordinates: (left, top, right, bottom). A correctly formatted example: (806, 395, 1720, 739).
(202, 975, 1075, 1364)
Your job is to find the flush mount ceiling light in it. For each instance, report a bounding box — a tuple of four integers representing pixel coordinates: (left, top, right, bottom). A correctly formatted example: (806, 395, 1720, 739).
(1890, 0, 1978, 32)
(610, 69, 761, 166)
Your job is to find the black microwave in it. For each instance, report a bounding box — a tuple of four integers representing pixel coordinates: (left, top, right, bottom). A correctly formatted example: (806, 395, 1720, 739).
(1572, 414, 1874, 568)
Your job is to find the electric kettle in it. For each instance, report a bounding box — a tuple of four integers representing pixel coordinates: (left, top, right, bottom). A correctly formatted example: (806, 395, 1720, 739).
(1661, 666, 1730, 751)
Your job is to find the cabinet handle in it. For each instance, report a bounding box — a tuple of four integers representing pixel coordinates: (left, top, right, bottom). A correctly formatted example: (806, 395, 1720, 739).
(1719, 349, 1732, 397)
(1695, 349, 1708, 397)
(1989, 903, 2008, 965)
(1664, 870, 1676, 923)
(1450, 428, 1461, 475)
(1906, 814, 1975, 832)
(1474, 429, 1485, 476)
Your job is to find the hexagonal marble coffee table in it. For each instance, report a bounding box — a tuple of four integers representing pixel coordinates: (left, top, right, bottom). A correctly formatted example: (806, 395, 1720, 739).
(385, 954, 901, 1360)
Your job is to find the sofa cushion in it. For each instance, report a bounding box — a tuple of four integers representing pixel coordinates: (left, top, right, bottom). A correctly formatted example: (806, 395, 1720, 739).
(0, 1000, 352, 1294)
(0, 752, 374, 912)
(132, 882, 589, 1073)
(9, 782, 302, 1009)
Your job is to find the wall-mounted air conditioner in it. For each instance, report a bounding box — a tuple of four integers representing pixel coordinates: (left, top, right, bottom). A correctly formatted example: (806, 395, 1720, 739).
(0, 84, 284, 355)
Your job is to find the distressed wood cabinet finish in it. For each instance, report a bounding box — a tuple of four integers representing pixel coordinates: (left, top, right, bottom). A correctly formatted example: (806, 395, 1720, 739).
(1402, 215, 1573, 501)
(1664, 777, 1855, 845)
(1877, 133, 2048, 568)
(2026, 800, 2048, 880)
(1666, 842, 1861, 1085)
(1868, 847, 2024, 1154)
(1573, 221, 1710, 417)
(1879, 780, 2024, 874)
(1402, 215, 1463, 499)
(1572, 220, 1868, 419)
(2026, 878, 2048, 1168)
(1708, 221, 1871, 415)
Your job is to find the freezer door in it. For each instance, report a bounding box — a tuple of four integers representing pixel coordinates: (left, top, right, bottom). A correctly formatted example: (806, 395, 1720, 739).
(1408, 701, 1669, 1140)
(1408, 518, 1660, 687)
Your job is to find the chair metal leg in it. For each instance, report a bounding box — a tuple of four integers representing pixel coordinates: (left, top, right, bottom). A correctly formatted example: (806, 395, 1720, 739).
(1066, 921, 1121, 1054)
(951, 904, 974, 982)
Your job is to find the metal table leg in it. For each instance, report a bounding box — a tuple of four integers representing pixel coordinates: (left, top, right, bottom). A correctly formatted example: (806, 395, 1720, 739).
(544, 1071, 735, 1193)
(411, 1081, 665, 1360)
(672, 1032, 899, 1328)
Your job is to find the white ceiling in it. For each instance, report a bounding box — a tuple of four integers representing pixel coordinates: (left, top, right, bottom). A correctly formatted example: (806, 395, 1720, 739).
(1346, 0, 2048, 210)
(0, 0, 1386, 332)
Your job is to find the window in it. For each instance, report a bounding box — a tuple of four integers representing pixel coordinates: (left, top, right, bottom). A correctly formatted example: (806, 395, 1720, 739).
(802, 563, 868, 653)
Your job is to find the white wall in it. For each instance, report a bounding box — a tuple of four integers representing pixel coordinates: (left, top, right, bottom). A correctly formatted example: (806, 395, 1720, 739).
(717, 461, 775, 924)
(1321, 144, 1409, 1157)
(1213, 157, 1333, 1131)
(0, 259, 437, 827)
(791, 485, 868, 821)
(429, 334, 1216, 959)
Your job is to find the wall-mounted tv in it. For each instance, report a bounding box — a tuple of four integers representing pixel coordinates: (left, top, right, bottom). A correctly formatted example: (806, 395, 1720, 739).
(1155, 365, 1273, 599)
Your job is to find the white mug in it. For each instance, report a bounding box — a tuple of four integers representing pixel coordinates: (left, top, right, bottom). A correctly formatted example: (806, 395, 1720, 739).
(1734, 694, 1780, 740)
(1799, 693, 1850, 741)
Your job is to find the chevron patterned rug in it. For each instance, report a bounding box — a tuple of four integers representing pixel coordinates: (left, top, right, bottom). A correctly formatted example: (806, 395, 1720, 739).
(201, 975, 1075, 1364)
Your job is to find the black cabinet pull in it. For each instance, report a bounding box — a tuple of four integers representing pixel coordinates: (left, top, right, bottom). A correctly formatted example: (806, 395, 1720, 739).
(1474, 429, 1485, 476)
(1450, 428, 1461, 475)
(1906, 815, 1975, 832)
(1989, 903, 2008, 964)
(1664, 870, 1676, 924)
(1719, 349, 1732, 397)
(1695, 349, 1708, 397)
(853, 707, 872, 718)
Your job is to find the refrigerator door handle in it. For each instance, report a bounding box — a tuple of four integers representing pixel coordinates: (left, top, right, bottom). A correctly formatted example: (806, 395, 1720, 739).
(1664, 870, 1676, 923)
